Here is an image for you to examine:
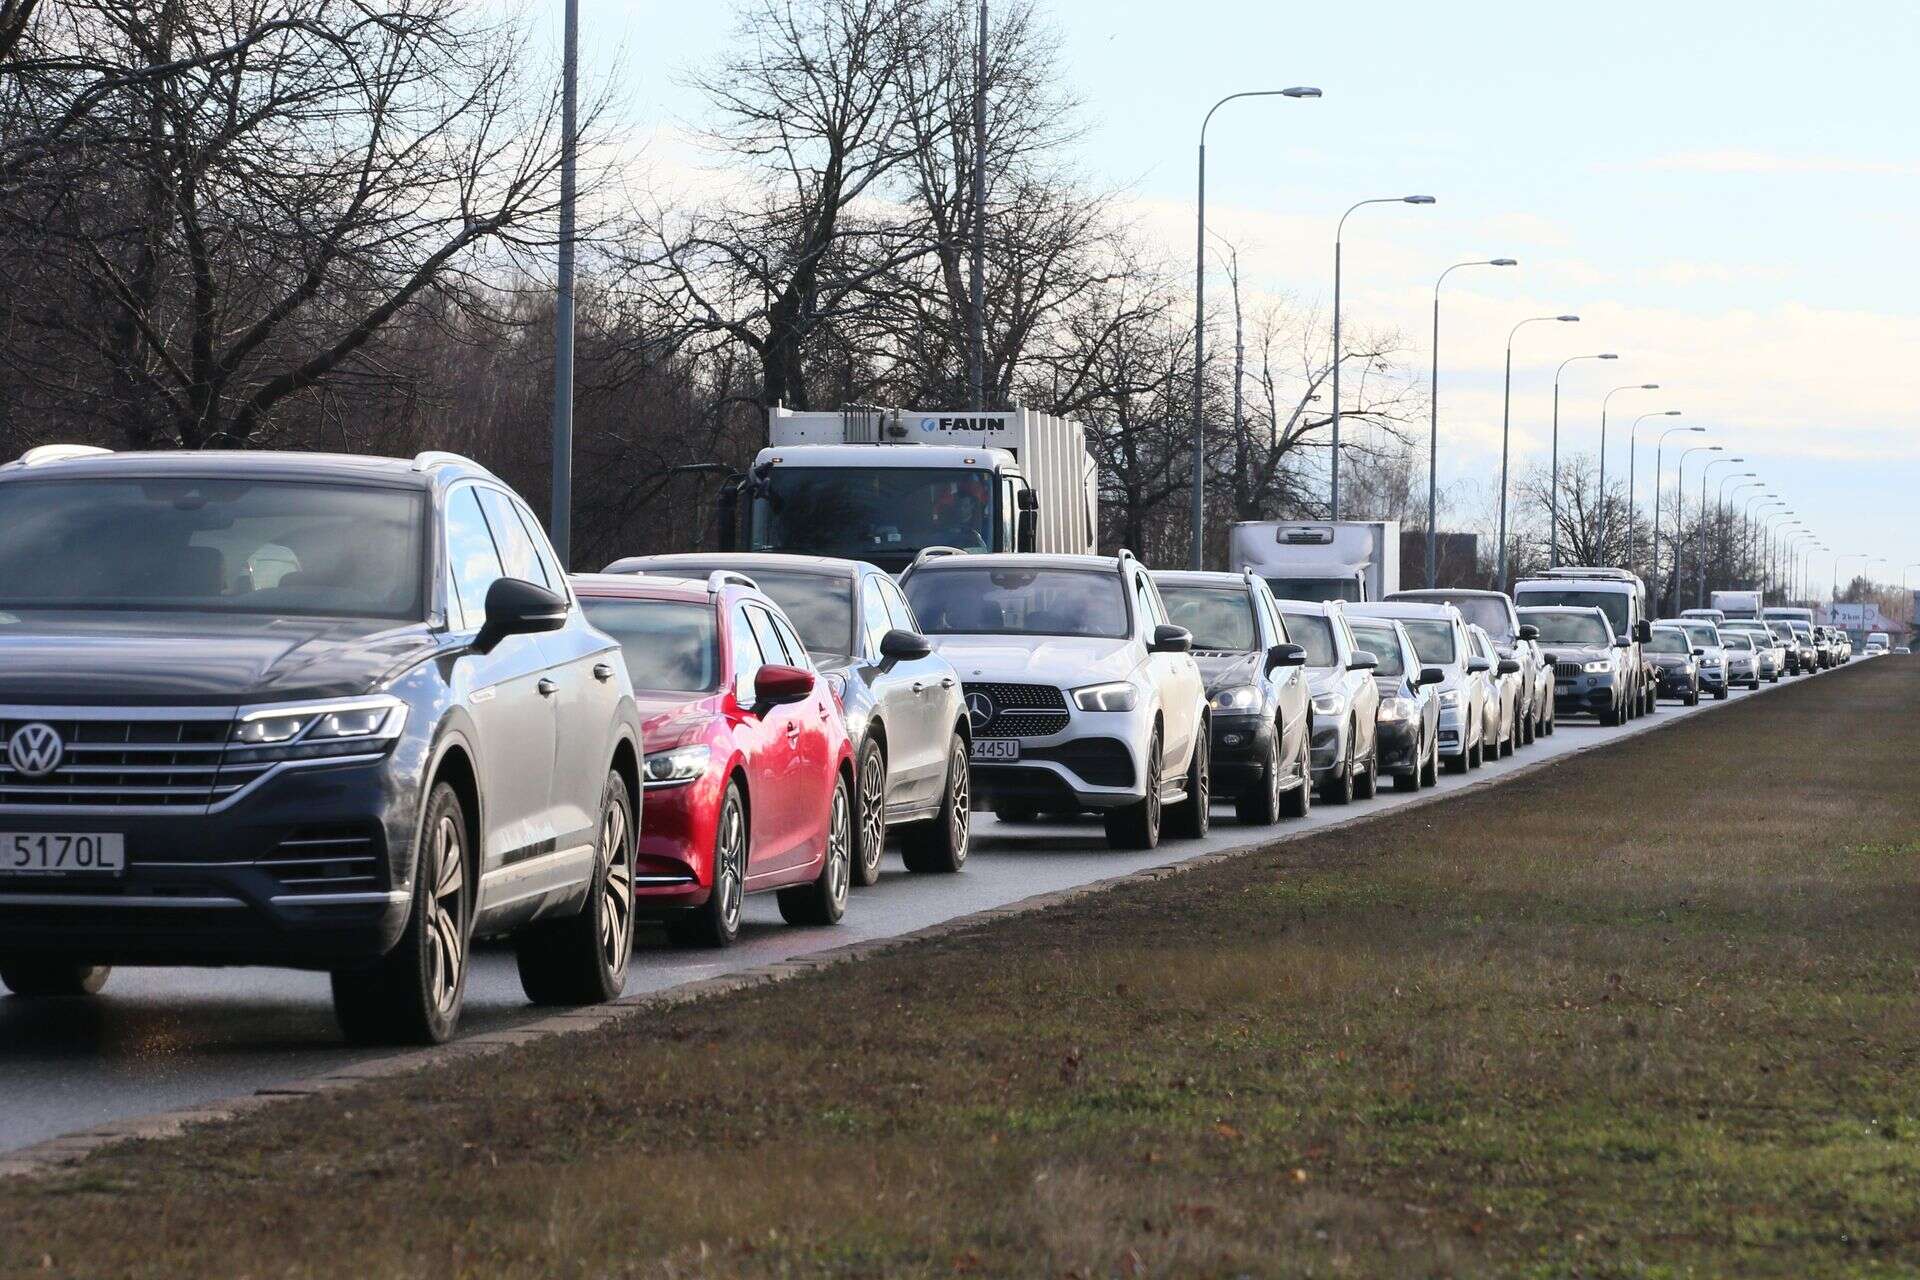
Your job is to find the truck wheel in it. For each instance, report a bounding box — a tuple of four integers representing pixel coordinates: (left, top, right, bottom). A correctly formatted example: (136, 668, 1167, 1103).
(1105, 730, 1163, 849)
(778, 775, 852, 926)
(0, 960, 110, 997)
(900, 734, 969, 873)
(332, 780, 471, 1045)
(516, 769, 636, 1006)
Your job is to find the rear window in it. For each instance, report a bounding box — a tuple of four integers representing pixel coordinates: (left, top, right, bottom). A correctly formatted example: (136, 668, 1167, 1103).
(1400, 620, 1457, 665)
(581, 599, 718, 693)
(1157, 585, 1257, 652)
(1278, 612, 1338, 667)
(1647, 628, 1690, 655)
(1349, 623, 1406, 677)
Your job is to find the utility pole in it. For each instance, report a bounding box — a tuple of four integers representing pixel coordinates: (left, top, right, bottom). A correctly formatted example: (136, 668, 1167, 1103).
(549, 0, 579, 566)
(968, 0, 987, 410)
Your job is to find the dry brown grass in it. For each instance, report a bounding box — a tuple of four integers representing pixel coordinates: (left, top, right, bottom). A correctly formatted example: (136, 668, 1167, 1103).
(3, 660, 1918, 1278)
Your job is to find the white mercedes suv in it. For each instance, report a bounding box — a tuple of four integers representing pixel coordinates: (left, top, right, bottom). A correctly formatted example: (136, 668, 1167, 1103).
(901, 551, 1208, 850)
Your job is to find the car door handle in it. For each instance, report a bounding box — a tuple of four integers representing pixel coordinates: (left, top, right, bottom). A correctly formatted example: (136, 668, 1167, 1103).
(940, 676, 956, 688)
(784, 722, 802, 740)
(537, 677, 559, 697)
(592, 662, 615, 683)
(911, 680, 926, 693)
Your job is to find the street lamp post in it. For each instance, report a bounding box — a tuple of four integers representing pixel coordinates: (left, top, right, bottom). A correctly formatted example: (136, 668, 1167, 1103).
(1672, 447, 1724, 612)
(1497, 314, 1579, 589)
(549, 0, 580, 565)
(1190, 86, 1322, 570)
(1332, 193, 1435, 522)
(1750, 503, 1788, 604)
(1598, 384, 1659, 552)
(1428, 257, 1518, 586)
(1718, 477, 1761, 590)
(1549, 353, 1617, 568)
(1625, 410, 1682, 571)
(1651, 425, 1707, 609)
(1741, 490, 1776, 589)
(1699, 458, 1747, 607)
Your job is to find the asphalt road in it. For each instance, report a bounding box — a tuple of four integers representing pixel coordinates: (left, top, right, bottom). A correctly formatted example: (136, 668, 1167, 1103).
(0, 673, 1816, 1153)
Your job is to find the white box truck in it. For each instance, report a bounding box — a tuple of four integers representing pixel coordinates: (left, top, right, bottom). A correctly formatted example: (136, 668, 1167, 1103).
(1229, 520, 1400, 602)
(1710, 589, 1763, 620)
(720, 406, 1099, 572)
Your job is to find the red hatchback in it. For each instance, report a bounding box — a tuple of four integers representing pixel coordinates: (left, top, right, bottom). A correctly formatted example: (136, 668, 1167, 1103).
(573, 572, 855, 947)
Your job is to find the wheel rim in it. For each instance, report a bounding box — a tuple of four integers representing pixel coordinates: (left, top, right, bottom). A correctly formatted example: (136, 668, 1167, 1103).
(859, 749, 886, 873)
(949, 745, 970, 855)
(1267, 738, 1281, 816)
(599, 793, 633, 975)
(716, 801, 744, 933)
(427, 813, 465, 1014)
(1145, 736, 1162, 833)
(1194, 735, 1209, 824)
(827, 785, 851, 908)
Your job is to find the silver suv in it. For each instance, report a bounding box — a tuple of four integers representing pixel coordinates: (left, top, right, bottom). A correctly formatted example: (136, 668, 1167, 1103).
(902, 552, 1208, 850)
(1272, 599, 1381, 804)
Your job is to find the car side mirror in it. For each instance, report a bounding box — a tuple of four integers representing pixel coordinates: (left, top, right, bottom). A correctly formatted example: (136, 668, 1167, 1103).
(1517, 624, 1540, 641)
(1149, 623, 1191, 654)
(753, 663, 814, 707)
(1266, 642, 1307, 671)
(1614, 637, 1632, 648)
(1691, 647, 1706, 657)
(1467, 657, 1491, 673)
(1419, 666, 1446, 686)
(474, 577, 568, 654)
(1348, 650, 1378, 672)
(1498, 658, 1520, 675)
(878, 628, 932, 661)
(1634, 619, 1653, 643)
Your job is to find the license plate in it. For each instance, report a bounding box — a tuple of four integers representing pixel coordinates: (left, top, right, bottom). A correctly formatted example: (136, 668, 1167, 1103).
(0, 832, 125, 876)
(1556, 682, 1573, 694)
(970, 739, 1019, 762)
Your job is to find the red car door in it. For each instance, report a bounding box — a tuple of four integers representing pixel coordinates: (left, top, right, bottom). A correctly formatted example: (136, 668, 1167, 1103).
(745, 605, 833, 874)
(725, 602, 799, 881)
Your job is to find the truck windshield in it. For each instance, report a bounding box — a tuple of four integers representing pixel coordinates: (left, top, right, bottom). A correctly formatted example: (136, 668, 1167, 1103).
(1518, 590, 1627, 636)
(1156, 585, 1256, 651)
(751, 467, 996, 566)
(906, 567, 1127, 638)
(0, 477, 426, 619)
(1263, 576, 1360, 604)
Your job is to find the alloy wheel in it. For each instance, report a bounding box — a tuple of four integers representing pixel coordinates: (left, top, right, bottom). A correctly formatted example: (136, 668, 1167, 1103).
(426, 812, 466, 1015)
(948, 746, 970, 855)
(599, 791, 634, 976)
(859, 747, 886, 877)
(715, 800, 745, 934)
(826, 784, 852, 911)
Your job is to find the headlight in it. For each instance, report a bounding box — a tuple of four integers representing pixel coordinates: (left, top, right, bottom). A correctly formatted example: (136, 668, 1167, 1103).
(1378, 697, 1414, 722)
(643, 744, 711, 788)
(1209, 685, 1260, 712)
(232, 697, 406, 746)
(1073, 681, 1137, 712)
(1581, 660, 1611, 673)
(1311, 693, 1345, 715)
(1436, 689, 1460, 708)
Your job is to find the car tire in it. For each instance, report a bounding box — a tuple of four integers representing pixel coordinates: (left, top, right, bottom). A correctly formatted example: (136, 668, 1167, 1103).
(1714, 686, 1728, 701)
(1499, 718, 1515, 758)
(331, 780, 471, 1046)
(778, 773, 853, 926)
(669, 782, 747, 948)
(516, 769, 636, 1006)
(851, 739, 887, 888)
(1166, 725, 1211, 839)
(1520, 710, 1534, 746)
(993, 803, 1038, 824)
(1443, 750, 1468, 775)
(1467, 732, 1484, 768)
(0, 960, 110, 997)
(1421, 736, 1441, 786)
(1353, 738, 1378, 800)
(1236, 731, 1283, 826)
(1322, 730, 1356, 804)
(1279, 735, 1312, 819)
(1105, 729, 1163, 850)
(1394, 739, 1422, 792)
(901, 733, 970, 873)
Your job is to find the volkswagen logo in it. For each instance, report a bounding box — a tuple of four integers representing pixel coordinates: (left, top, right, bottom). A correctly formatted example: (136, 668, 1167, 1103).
(964, 690, 995, 732)
(7, 722, 64, 778)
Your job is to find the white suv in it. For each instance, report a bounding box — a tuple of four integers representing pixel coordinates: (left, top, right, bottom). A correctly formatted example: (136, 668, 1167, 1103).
(901, 552, 1208, 850)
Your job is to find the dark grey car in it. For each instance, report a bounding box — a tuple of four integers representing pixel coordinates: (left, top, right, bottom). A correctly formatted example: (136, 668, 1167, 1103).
(605, 552, 970, 881)
(1347, 617, 1443, 791)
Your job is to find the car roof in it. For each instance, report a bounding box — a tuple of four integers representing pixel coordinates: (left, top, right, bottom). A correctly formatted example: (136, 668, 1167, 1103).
(910, 553, 1124, 572)
(1271, 597, 1346, 616)
(569, 572, 713, 603)
(0, 447, 466, 490)
(1389, 588, 1509, 601)
(1348, 600, 1459, 622)
(1152, 569, 1254, 589)
(1517, 604, 1605, 614)
(605, 551, 865, 579)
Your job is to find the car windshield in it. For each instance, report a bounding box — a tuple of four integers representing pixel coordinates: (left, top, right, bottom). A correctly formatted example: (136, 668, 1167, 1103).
(750, 467, 996, 566)
(1678, 622, 1719, 648)
(906, 567, 1127, 638)
(1519, 589, 1629, 635)
(1349, 624, 1406, 676)
(643, 565, 853, 657)
(581, 599, 718, 692)
(1278, 612, 1338, 667)
(1157, 585, 1256, 651)
(1647, 628, 1690, 655)
(1524, 611, 1612, 646)
(1723, 633, 1754, 650)
(1263, 576, 1361, 604)
(0, 477, 426, 619)
(1400, 619, 1457, 664)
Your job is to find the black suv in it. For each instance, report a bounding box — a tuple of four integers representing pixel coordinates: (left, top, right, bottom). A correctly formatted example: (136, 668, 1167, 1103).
(0, 446, 644, 1043)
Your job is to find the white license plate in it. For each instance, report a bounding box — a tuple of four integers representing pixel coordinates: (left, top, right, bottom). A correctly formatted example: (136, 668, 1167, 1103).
(0, 832, 125, 876)
(1556, 682, 1573, 693)
(970, 739, 1020, 762)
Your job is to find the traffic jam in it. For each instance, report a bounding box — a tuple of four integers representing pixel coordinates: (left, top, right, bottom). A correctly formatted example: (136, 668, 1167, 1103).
(0, 413, 1854, 1046)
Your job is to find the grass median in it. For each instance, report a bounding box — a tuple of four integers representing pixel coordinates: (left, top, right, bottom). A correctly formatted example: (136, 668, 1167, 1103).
(4, 661, 1919, 1277)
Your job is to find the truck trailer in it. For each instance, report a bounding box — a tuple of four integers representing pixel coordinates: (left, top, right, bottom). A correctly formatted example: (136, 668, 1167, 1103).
(1709, 589, 1763, 620)
(720, 406, 1099, 572)
(1229, 520, 1400, 602)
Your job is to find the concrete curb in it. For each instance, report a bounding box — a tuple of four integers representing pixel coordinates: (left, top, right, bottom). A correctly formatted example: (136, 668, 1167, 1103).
(0, 664, 1834, 1182)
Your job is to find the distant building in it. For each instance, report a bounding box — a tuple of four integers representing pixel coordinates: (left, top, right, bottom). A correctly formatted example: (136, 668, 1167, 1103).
(1400, 529, 1480, 588)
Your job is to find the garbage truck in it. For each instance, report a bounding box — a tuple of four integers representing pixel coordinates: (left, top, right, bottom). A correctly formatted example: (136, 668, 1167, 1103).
(717, 406, 1099, 573)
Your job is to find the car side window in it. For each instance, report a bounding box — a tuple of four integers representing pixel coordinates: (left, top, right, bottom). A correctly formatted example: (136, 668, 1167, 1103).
(444, 485, 505, 631)
(768, 610, 813, 671)
(1256, 590, 1288, 646)
(512, 498, 568, 598)
(859, 575, 892, 657)
(1133, 574, 1168, 634)
(877, 575, 919, 634)
(475, 488, 548, 588)
(746, 606, 793, 669)
(729, 603, 764, 699)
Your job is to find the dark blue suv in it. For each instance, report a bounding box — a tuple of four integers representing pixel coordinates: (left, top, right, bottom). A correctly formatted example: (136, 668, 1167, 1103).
(0, 446, 644, 1044)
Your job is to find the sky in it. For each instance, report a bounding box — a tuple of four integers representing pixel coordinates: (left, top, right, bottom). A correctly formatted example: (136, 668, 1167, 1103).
(575, 0, 1920, 597)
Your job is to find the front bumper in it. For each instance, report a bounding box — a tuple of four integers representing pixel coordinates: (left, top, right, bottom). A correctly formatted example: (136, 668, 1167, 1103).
(1436, 702, 1471, 757)
(1653, 667, 1695, 696)
(1374, 719, 1421, 773)
(966, 695, 1152, 813)
(1210, 713, 1273, 789)
(0, 756, 415, 967)
(1553, 671, 1617, 714)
